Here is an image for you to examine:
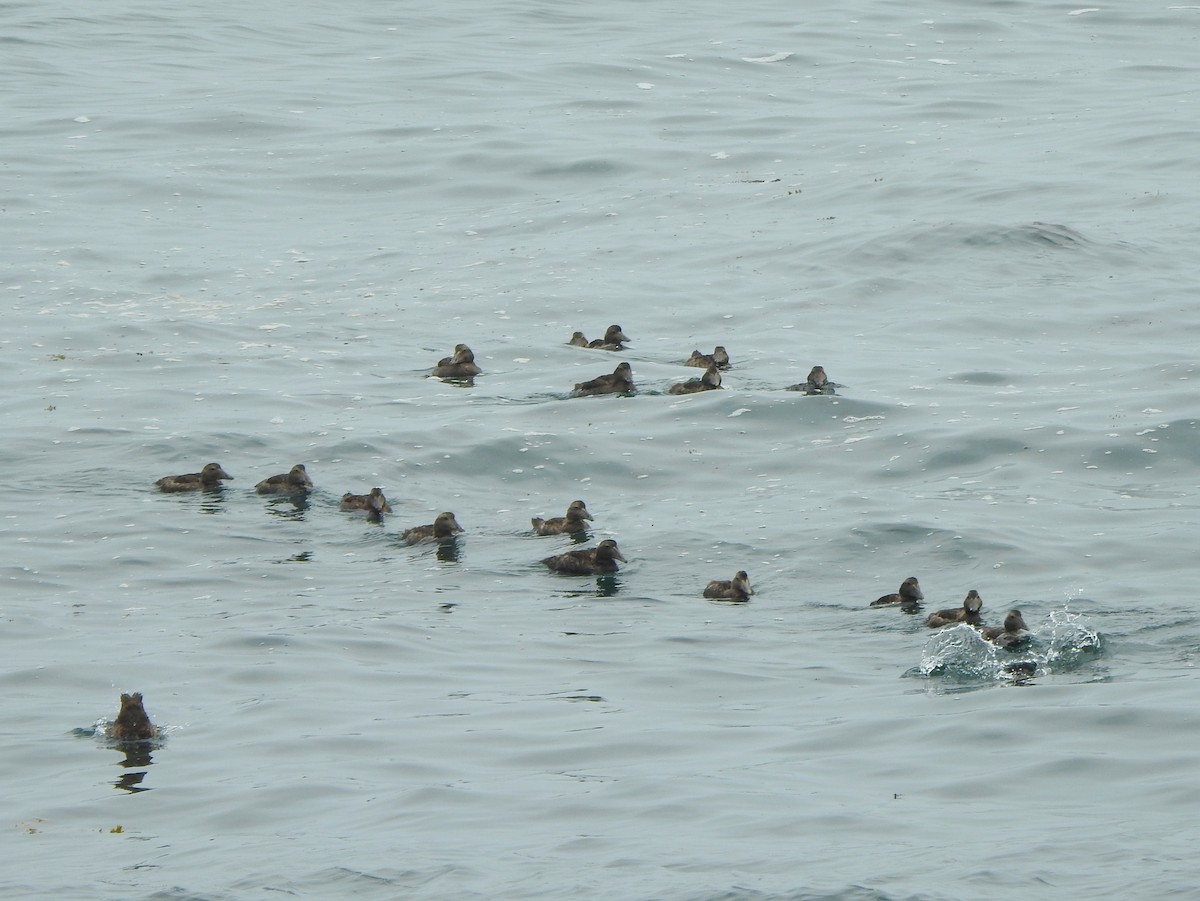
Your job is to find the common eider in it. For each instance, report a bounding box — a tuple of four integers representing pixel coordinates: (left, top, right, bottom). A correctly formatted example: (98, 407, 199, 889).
(255, 464, 313, 495)
(589, 324, 630, 350)
(685, 346, 730, 370)
(703, 570, 752, 601)
(340, 487, 392, 515)
(978, 609, 1030, 648)
(402, 511, 463, 544)
(573, 361, 635, 396)
(925, 590, 984, 628)
(542, 538, 626, 575)
(786, 365, 836, 395)
(870, 576, 924, 611)
(154, 462, 233, 493)
(532, 500, 593, 536)
(668, 363, 722, 395)
(432, 344, 482, 380)
(108, 692, 157, 741)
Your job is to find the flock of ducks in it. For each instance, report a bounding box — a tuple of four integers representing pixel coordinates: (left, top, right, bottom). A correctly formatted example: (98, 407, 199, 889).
(152, 458, 748, 587)
(423, 326, 838, 397)
(124, 323, 1028, 745)
(156, 463, 468, 547)
(870, 577, 1032, 648)
(151, 328, 1032, 622)
(149, 323, 829, 598)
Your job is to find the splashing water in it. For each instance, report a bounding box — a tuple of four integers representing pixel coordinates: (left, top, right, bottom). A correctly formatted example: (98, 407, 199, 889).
(914, 607, 1102, 686)
(1041, 607, 1102, 668)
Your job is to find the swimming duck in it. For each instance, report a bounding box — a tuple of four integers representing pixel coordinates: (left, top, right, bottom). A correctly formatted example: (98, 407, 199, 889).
(978, 609, 1030, 648)
(685, 346, 731, 369)
(432, 344, 482, 380)
(870, 576, 924, 611)
(402, 511, 463, 544)
(154, 462, 233, 493)
(108, 692, 157, 741)
(786, 365, 836, 395)
(255, 464, 313, 495)
(542, 538, 626, 575)
(532, 500, 593, 536)
(668, 363, 722, 395)
(340, 487, 392, 515)
(568, 326, 628, 350)
(703, 570, 752, 601)
(925, 590, 984, 628)
(589, 324, 630, 350)
(572, 361, 635, 396)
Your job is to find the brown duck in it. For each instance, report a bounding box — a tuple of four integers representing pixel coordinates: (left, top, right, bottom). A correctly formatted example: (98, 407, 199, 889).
(108, 692, 157, 741)
(155, 462, 233, 493)
(685, 346, 730, 369)
(978, 610, 1030, 648)
(703, 570, 752, 601)
(542, 539, 626, 575)
(668, 364, 722, 395)
(786, 365, 836, 395)
(255, 464, 313, 495)
(573, 362, 634, 396)
(340, 487, 392, 515)
(402, 512, 463, 544)
(870, 576, 924, 611)
(925, 590, 984, 628)
(532, 500, 594, 536)
(432, 344, 482, 380)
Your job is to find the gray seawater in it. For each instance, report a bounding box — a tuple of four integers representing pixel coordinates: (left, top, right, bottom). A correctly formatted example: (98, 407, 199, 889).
(3, 1, 1199, 898)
